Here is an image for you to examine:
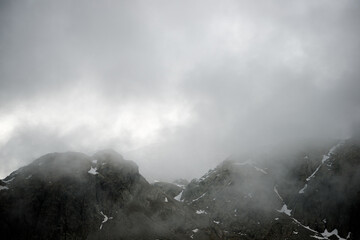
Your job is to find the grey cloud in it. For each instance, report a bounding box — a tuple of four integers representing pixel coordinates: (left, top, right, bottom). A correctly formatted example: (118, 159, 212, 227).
(0, 0, 359, 180)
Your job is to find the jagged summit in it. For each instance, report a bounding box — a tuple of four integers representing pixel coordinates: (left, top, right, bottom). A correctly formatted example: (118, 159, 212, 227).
(93, 149, 124, 161)
(93, 149, 139, 174)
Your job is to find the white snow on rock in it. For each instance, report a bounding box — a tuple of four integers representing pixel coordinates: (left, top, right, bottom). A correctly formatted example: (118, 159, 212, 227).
(254, 166, 268, 174)
(0, 186, 9, 191)
(92, 159, 98, 164)
(306, 165, 322, 182)
(321, 229, 348, 240)
(99, 211, 113, 230)
(191, 193, 206, 203)
(289, 215, 346, 240)
(196, 210, 207, 214)
(2, 177, 15, 183)
(88, 167, 98, 175)
(164, 197, 168, 202)
(311, 236, 328, 239)
(234, 160, 267, 174)
(299, 184, 308, 194)
(274, 218, 279, 220)
(291, 217, 318, 234)
(175, 183, 186, 189)
(306, 142, 342, 182)
(274, 186, 283, 201)
(278, 204, 292, 216)
(192, 229, 199, 233)
(213, 220, 220, 224)
(174, 190, 184, 202)
(233, 159, 252, 166)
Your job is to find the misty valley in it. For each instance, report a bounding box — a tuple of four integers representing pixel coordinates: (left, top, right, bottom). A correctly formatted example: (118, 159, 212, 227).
(1, 138, 359, 240)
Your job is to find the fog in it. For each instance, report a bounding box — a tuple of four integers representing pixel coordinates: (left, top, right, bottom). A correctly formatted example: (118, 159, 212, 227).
(0, 0, 359, 180)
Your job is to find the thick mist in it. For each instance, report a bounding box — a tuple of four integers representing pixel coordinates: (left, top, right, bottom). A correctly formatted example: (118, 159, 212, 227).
(0, 0, 360, 180)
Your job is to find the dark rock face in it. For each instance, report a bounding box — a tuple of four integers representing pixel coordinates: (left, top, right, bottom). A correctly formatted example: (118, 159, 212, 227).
(180, 139, 360, 240)
(0, 150, 196, 240)
(153, 181, 183, 198)
(0, 140, 359, 240)
(282, 140, 360, 240)
(181, 160, 315, 240)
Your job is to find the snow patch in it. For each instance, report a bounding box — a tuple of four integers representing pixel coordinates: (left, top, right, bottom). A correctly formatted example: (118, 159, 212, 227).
(192, 229, 199, 233)
(254, 166, 268, 174)
(306, 143, 342, 182)
(322, 229, 348, 240)
(99, 211, 113, 230)
(292, 217, 318, 234)
(299, 184, 308, 194)
(92, 159, 98, 164)
(191, 193, 206, 203)
(174, 190, 184, 202)
(278, 204, 292, 216)
(26, 175, 32, 180)
(0, 186, 9, 191)
(196, 210, 207, 214)
(274, 186, 283, 201)
(234, 160, 267, 174)
(88, 167, 98, 175)
(213, 220, 220, 224)
(2, 177, 15, 183)
(164, 197, 168, 202)
(311, 236, 327, 240)
(306, 165, 322, 181)
(233, 159, 252, 166)
(175, 183, 186, 189)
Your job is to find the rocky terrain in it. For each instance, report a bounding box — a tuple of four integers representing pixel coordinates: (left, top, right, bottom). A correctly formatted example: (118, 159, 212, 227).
(0, 139, 359, 240)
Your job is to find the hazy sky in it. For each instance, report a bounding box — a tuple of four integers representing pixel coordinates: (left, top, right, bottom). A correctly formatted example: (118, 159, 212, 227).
(0, 0, 359, 180)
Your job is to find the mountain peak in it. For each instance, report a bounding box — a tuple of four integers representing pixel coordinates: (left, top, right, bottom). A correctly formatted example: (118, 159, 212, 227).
(93, 149, 124, 161)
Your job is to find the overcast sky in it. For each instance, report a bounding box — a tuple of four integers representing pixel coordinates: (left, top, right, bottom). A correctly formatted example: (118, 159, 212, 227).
(0, 0, 359, 181)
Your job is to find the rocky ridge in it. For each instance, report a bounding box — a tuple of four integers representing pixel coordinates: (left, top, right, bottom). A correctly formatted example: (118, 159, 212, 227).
(0, 140, 359, 240)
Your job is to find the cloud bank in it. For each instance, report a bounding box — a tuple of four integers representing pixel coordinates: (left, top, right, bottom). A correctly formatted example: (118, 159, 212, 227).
(0, 0, 359, 180)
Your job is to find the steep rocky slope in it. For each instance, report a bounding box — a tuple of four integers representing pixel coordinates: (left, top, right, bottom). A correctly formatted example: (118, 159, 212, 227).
(0, 140, 359, 240)
(0, 150, 199, 240)
(179, 139, 359, 240)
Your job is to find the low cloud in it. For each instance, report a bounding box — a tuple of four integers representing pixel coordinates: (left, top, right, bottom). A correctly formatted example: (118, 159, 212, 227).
(0, 0, 359, 180)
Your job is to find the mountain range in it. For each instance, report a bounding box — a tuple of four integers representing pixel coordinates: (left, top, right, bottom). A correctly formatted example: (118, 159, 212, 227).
(1, 138, 359, 240)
